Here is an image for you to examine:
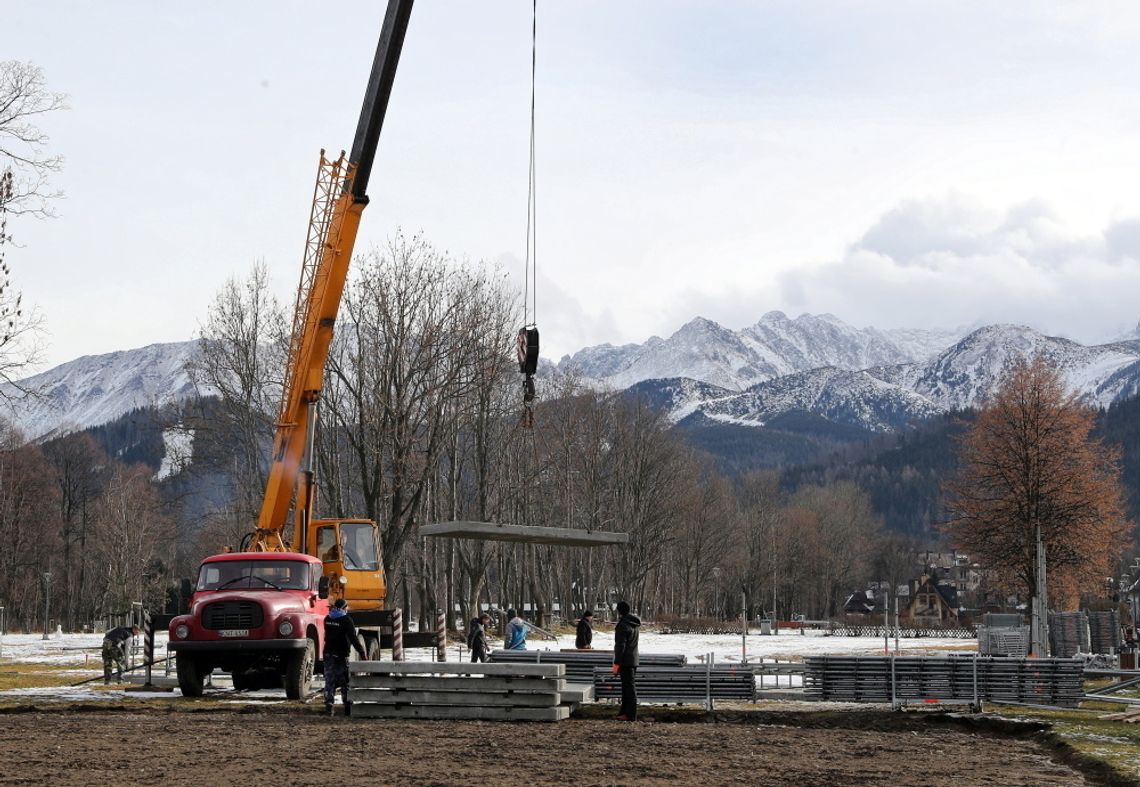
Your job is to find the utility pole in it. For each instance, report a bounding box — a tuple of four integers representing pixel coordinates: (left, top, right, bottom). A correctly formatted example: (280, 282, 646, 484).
(712, 567, 722, 620)
(42, 572, 52, 641)
(1031, 524, 1049, 657)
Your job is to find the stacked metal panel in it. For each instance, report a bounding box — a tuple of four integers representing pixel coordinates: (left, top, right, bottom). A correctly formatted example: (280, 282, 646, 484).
(1086, 609, 1122, 654)
(592, 665, 756, 703)
(978, 613, 1029, 656)
(803, 656, 1084, 707)
(1049, 612, 1090, 657)
(978, 626, 1029, 656)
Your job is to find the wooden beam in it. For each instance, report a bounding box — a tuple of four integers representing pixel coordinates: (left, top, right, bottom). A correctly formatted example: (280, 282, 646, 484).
(419, 520, 629, 546)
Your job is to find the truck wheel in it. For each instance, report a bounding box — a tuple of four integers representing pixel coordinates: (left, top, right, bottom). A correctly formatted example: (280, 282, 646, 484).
(285, 639, 315, 700)
(232, 671, 252, 691)
(177, 653, 205, 698)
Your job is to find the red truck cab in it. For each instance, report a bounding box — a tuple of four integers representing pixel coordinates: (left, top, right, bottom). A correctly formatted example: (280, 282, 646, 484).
(168, 552, 330, 699)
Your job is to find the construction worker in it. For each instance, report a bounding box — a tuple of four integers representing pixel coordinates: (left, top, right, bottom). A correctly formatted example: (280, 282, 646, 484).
(467, 613, 492, 663)
(575, 610, 594, 649)
(504, 608, 528, 650)
(102, 624, 139, 685)
(323, 599, 366, 717)
(612, 601, 641, 721)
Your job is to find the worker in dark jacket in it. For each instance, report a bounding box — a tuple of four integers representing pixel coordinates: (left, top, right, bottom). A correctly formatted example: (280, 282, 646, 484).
(612, 600, 640, 721)
(575, 610, 594, 649)
(468, 613, 492, 662)
(101, 624, 139, 685)
(323, 599, 366, 717)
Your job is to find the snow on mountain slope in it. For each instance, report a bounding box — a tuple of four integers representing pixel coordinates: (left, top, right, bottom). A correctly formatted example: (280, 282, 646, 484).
(559, 311, 968, 392)
(623, 377, 736, 422)
(698, 366, 944, 432)
(677, 325, 1140, 432)
(890, 325, 1140, 410)
(0, 341, 201, 440)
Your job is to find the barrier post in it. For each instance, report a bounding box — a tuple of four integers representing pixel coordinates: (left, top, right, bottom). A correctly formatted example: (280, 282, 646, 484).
(890, 655, 897, 709)
(435, 609, 446, 662)
(144, 610, 154, 687)
(705, 652, 713, 712)
(392, 608, 404, 661)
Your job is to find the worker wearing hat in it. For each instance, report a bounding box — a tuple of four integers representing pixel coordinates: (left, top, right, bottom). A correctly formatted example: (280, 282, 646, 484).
(323, 598, 366, 717)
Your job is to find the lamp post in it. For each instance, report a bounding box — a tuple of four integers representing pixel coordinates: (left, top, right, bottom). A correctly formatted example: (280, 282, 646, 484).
(712, 567, 722, 620)
(1031, 524, 1048, 657)
(42, 572, 53, 641)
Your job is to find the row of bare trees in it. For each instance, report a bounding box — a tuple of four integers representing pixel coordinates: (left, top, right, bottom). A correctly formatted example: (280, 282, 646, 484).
(0, 423, 174, 631)
(190, 237, 906, 628)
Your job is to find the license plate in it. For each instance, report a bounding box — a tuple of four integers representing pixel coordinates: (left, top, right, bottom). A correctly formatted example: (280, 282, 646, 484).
(218, 629, 249, 638)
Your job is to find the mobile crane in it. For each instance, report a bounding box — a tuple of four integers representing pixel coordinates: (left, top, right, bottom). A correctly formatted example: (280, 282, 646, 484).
(168, 0, 414, 699)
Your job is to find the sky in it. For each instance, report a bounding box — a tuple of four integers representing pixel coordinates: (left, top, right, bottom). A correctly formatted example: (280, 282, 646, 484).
(7, 1, 1140, 369)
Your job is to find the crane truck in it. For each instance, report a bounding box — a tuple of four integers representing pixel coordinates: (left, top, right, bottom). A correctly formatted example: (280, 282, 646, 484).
(168, 0, 415, 699)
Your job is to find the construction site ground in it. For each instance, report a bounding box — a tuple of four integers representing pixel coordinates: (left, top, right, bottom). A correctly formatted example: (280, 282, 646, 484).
(1, 699, 1136, 787)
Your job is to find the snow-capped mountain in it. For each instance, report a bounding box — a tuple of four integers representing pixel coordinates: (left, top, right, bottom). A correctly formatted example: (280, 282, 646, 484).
(558, 311, 966, 392)
(0, 341, 201, 440)
(665, 324, 1140, 433)
(5, 316, 1139, 445)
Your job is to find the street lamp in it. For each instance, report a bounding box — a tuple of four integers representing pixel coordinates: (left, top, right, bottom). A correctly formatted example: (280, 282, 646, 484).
(712, 567, 723, 620)
(42, 572, 52, 641)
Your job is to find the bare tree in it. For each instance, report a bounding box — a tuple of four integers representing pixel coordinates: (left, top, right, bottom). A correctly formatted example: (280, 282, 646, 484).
(0, 61, 67, 217)
(790, 482, 881, 617)
(0, 62, 66, 389)
(0, 169, 44, 391)
(90, 464, 176, 614)
(41, 433, 111, 629)
(188, 261, 285, 534)
(0, 418, 63, 629)
(322, 235, 510, 590)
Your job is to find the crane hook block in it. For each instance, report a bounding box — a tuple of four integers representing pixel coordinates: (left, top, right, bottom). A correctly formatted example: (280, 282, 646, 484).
(517, 326, 539, 375)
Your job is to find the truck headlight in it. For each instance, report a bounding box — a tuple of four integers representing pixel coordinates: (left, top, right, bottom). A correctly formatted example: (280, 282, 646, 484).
(175, 624, 190, 639)
(278, 621, 294, 637)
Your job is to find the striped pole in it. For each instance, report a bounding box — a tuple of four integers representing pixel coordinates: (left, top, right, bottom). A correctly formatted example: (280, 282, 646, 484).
(391, 608, 404, 661)
(435, 609, 446, 662)
(143, 610, 154, 687)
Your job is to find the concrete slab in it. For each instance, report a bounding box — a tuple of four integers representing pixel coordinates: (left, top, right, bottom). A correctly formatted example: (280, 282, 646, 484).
(420, 520, 628, 547)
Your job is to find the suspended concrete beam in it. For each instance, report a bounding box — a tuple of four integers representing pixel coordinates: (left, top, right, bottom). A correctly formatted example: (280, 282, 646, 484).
(419, 521, 628, 547)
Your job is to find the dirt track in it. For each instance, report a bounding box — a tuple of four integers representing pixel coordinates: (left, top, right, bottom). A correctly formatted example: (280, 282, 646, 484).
(0, 705, 1105, 787)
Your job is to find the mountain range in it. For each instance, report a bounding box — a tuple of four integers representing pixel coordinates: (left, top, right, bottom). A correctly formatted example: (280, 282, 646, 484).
(555, 311, 965, 392)
(3, 314, 1140, 447)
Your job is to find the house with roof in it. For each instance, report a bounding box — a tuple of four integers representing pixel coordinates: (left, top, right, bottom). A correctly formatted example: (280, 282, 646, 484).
(900, 574, 959, 625)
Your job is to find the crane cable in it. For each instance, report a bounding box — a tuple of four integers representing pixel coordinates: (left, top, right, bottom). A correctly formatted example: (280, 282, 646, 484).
(523, 0, 537, 327)
(518, 0, 539, 429)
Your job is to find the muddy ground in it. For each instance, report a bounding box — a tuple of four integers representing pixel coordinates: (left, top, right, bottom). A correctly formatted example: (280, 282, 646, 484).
(0, 703, 1119, 787)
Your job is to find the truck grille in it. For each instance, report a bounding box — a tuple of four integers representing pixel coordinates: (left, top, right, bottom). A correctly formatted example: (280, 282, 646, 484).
(203, 601, 264, 630)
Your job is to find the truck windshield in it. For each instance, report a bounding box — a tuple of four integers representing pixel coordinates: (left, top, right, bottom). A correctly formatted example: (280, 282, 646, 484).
(196, 560, 311, 591)
(341, 522, 380, 571)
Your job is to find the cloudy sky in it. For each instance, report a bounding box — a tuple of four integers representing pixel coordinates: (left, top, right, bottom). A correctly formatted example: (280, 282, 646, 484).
(8, 1, 1140, 368)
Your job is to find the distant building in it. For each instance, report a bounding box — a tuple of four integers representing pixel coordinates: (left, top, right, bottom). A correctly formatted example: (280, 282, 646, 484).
(901, 575, 959, 626)
(918, 550, 982, 594)
(842, 590, 877, 616)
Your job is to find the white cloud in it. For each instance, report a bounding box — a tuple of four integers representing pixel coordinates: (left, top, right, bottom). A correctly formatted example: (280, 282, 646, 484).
(783, 195, 1140, 343)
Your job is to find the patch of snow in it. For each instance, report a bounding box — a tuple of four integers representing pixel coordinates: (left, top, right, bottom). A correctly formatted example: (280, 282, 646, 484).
(156, 426, 194, 480)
